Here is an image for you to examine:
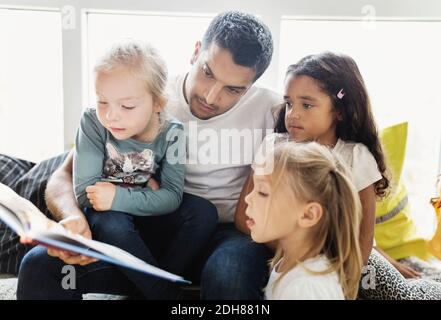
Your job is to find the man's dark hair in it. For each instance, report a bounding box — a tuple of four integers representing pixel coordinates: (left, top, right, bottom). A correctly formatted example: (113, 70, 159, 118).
(202, 11, 273, 81)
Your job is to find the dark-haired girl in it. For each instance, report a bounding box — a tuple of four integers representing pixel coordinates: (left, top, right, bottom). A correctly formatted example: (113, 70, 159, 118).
(236, 51, 441, 299)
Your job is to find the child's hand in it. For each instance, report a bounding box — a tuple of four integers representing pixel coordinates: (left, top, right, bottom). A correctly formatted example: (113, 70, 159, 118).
(147, 178, 160, 191)
(391, 260, 421, 279)
(86, 182, 116, 211)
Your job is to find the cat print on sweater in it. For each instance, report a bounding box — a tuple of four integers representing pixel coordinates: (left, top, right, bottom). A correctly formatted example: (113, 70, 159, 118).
(102, 143, 155, 186)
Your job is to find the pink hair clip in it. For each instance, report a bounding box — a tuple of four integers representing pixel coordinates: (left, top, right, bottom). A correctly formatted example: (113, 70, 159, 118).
(337, 89, 345, 99)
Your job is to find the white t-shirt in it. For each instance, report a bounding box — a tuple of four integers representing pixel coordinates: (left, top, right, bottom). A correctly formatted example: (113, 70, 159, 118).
(166, 74, 282, 222)
(265, 255, 345, 300)
(257, 133, 382, 192)
(332, 138, 382, 192)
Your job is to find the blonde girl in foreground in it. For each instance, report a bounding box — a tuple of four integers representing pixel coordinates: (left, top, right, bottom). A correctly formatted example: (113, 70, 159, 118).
(244, 142, 363, 299)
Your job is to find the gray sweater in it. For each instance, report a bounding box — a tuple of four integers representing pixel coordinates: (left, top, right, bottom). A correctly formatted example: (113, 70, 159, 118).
(73, 108, 185, 216)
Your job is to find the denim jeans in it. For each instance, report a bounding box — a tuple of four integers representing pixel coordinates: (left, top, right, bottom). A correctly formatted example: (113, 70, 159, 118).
(197, 223, 272, 300)
(17, 193, 218, 299)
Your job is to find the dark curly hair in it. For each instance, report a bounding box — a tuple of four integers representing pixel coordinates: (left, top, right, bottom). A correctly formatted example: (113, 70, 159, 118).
(275, 52, 389, 198)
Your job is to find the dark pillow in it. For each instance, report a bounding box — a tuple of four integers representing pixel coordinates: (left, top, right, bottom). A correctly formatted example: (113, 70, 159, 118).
(14, 152, 69, 215)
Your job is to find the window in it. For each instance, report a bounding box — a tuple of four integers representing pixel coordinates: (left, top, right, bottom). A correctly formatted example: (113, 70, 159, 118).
(279, 18, 441, 236)
(1, 4, 440, 238)
(0, 8, 63, 163)
(85, 12, 214, 107)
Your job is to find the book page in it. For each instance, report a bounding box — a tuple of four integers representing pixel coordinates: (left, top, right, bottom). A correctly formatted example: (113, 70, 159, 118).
(0, 202, 26, 235)
(0, 183, 55, 235)
(32, 228, 188, 283)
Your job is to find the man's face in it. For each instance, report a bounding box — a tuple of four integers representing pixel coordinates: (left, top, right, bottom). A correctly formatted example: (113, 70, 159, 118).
(184, 42, 257, 120)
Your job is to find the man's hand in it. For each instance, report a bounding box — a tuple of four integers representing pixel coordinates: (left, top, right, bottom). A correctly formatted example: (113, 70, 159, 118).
(20, 215, 97, 266)
(47, 215, 97, 266)
(40, 149, 97, 265)
(86, 182, 116, 211)
(59, 215, 92, 239)
(19, 218, 58, 245)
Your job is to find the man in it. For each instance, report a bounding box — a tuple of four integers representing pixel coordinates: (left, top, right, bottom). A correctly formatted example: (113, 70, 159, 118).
(9, 11, 281, 299)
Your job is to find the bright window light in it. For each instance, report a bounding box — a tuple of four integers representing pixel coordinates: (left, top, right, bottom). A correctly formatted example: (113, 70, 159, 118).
(85, 12, 214, 107)
(0, 8, 63, 163)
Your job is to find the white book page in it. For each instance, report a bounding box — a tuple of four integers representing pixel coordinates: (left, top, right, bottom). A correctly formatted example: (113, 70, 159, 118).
(32, 227, 185, 282)
(0, 183, 50, 235)
(0, 202, 25, 235)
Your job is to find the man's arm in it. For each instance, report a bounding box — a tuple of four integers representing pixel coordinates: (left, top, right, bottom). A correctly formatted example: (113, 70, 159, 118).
(46, 149, 85, 223)
(42, 149, 96, 266)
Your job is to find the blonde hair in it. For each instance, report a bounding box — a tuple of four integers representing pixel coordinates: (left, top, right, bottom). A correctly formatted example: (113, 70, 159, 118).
(94, 39, 169, 124)
(267, 141, 363, 299)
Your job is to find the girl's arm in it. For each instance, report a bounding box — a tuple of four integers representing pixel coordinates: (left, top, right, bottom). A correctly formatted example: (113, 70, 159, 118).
(110, 126, 186, 216)
(73, 109, 107, 208)
(374, 246, 421, 278)
(358, 184, 376, 265)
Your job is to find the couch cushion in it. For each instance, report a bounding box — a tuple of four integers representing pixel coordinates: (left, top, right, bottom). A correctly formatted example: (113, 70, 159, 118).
(375, 122, 431, 260)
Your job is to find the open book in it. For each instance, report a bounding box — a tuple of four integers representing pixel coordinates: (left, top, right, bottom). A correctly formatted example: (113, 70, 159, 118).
(0, 183, 190, 284)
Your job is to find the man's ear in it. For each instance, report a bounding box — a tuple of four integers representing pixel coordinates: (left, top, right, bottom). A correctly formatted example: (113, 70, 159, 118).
(298, 202, 323, 228)
(190, 41, 202, 65)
